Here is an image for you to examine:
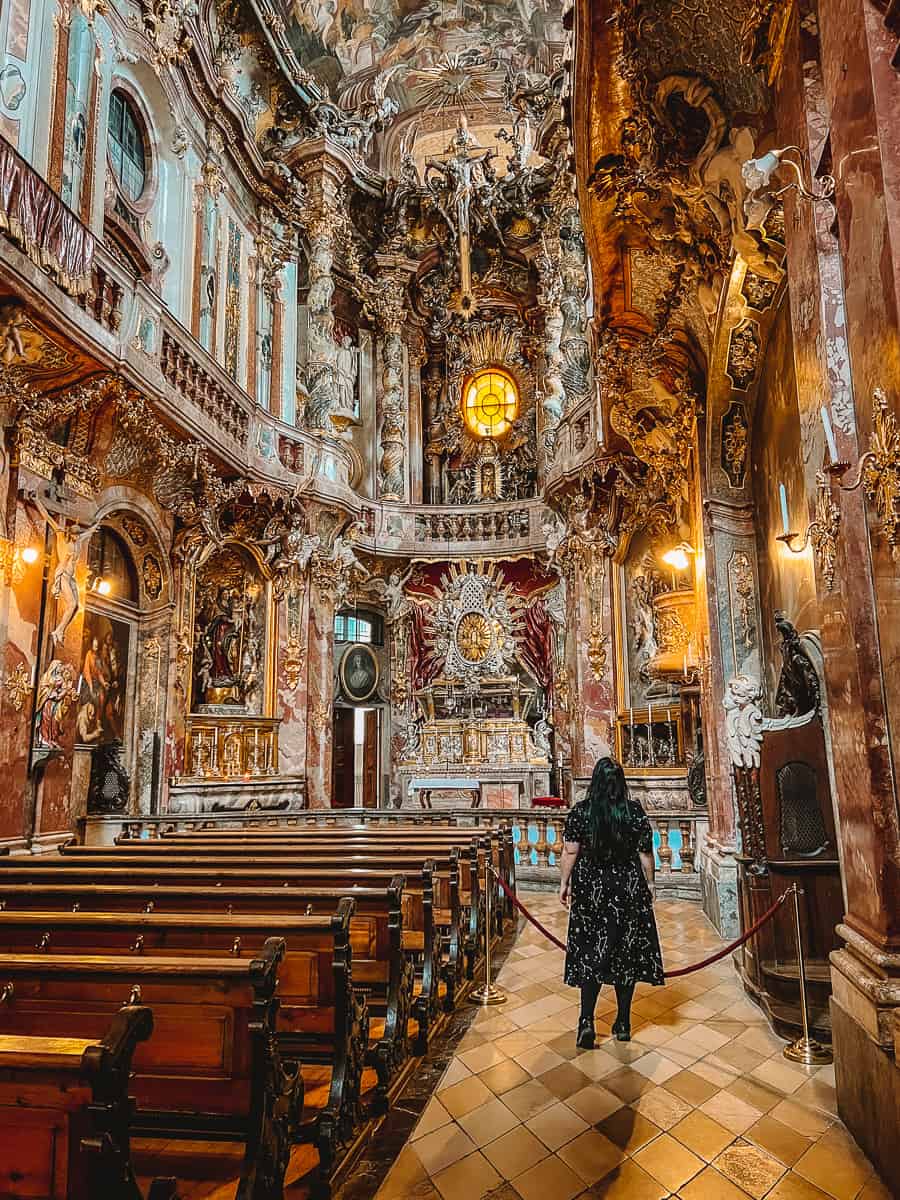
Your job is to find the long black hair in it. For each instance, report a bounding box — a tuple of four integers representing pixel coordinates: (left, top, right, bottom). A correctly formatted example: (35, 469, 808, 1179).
(584, 756, 632, 860)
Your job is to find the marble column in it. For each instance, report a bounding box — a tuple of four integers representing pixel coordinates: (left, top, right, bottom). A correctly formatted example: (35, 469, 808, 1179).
(776, 5, 900, 1188)
(697, 497, 761, 936)
(568, 546, 616, 780)
(371, 254, 416, 502)
(304, 569, 335, 809)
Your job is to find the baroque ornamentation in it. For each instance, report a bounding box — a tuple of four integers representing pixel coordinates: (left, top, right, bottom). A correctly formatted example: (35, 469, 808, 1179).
(139, 0, 194, 70)
(722, 401, 749, 487)
(726, 321, 761, 391)
(861, 388, 900, 559)
(3, 661, 32, 712)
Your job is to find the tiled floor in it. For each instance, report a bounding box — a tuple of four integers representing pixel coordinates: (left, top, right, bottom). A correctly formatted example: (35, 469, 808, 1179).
(373, 894, 891, 1200)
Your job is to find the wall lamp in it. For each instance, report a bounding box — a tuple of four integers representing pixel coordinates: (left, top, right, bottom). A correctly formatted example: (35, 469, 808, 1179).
(660, 542, 695, 587)
(777, 390, 900, 588)
(0, 540, 42, 585)
(742, 146, 835, 208)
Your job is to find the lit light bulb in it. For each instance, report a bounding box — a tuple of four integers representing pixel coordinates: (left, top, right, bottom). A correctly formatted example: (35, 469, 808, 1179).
(21, 546, 39, 565)
(95, 579, 111, 596)
(661, 548, 690, 572)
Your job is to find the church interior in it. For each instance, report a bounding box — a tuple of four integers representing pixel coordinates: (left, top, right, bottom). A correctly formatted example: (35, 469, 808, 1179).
(0, 0, 898, 1196)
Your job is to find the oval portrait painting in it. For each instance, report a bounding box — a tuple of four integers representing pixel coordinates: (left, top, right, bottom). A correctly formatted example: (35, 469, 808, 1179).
(340, 644, 379, 703)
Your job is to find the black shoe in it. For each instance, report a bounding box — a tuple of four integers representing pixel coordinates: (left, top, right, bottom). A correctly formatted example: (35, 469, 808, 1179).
(612, 1017, 631, 1042)
(576, 1018, 595, 1049)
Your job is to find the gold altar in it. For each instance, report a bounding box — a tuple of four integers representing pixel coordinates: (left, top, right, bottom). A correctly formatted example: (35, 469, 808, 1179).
(407, 678, 548, 769)
(182, 716, 281, 780)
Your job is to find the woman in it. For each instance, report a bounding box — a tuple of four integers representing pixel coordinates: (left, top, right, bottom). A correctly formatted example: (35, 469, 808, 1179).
(559, 756, 664, 1048)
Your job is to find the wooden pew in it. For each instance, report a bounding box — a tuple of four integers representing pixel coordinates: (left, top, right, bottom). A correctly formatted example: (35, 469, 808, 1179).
(16, 850, 469, 1000)
(151, 825, 517, 927)
(0, 938, 302, 1200)
(0, 865, 448, 1049)
(0, 899, 401, 1115)
(60, 841, 484, 981)
(0, 1001, 168, 1200)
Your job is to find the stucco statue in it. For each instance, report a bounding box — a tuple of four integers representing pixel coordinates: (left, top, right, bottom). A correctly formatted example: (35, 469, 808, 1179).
(400, 717, 421, 762)
(532, 717, 552, 760)
(724, 673, 765, 769)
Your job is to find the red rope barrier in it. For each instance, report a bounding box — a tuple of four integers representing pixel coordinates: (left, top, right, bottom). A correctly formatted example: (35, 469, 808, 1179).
(493, 869, 791, 980)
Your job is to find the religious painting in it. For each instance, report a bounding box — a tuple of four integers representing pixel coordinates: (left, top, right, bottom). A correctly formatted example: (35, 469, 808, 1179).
(76, 611, 131, 747)
(340, 644, 379, 703)
(192, 547, 266, 713)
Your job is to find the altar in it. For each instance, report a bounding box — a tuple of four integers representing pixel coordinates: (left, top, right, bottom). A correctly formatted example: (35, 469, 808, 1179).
(398, 676, 551, 808)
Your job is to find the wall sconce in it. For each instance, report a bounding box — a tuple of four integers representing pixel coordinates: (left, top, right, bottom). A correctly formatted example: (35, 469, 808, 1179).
(0, 540, 42, 585)
(777, 389, 900, 587)
(90, 576, 111, 596)
(742, 146, 835, 205)
(777, 473, 841, 590)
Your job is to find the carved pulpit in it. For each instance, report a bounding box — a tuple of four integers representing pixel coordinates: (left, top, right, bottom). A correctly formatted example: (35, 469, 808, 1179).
(726, 617, 843, 1040)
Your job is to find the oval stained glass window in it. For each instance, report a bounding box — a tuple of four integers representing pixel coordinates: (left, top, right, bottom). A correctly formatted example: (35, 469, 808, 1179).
(462, 368, 519, 439)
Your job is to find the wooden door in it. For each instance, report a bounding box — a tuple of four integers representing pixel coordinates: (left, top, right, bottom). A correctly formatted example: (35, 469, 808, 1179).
(332, 708, 355, 808)
(362, 709, 379, 808)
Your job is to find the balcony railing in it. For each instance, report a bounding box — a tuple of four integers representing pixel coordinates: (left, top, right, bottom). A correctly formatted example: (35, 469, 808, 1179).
(362, 499, 552, 557)
(0, 134, 95, 296)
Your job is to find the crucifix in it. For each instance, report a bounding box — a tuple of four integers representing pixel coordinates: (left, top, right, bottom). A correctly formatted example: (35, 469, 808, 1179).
(425, 116, 498, 313)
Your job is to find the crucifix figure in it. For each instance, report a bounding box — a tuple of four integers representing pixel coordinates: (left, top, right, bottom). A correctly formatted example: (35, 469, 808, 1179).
(28, 492, 102, 648)
(425, 116, 499, 311)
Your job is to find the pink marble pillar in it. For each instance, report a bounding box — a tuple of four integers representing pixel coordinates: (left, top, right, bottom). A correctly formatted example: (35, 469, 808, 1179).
(304, 573, 335, 809)
(275, 578, 309, 781)
(569, 553, 615, 779)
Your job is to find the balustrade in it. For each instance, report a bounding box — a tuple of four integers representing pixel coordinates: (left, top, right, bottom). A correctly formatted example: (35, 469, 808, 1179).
(160, 328, 251, 448)
(414, 507, 532, 544)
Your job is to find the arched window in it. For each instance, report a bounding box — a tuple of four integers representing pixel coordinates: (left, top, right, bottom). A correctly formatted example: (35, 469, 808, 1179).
(86, 527, 138, 605)
(462, 368, 519, 439)
(108, 90, 147, 202)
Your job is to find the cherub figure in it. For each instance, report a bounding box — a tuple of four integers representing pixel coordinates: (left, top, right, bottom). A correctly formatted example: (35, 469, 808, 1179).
(28, 493, 102, 647)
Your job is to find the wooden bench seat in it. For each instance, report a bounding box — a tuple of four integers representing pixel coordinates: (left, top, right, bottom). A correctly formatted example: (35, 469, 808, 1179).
(0, 899, 404, 1114)
(0, 867, 446, 1050)
(5, 853, 467, 1006)
(55, 843, 481, 984)
(0, 1003, 168, 1200)
(0, 939, 302, 1200)
(153, 825, 517, 926)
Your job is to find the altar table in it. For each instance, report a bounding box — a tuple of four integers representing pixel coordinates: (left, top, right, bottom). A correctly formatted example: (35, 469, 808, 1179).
(408, 777, 482, 809)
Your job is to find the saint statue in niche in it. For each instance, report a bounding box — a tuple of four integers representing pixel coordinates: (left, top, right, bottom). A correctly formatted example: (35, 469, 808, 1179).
(196, 587, 244, 704)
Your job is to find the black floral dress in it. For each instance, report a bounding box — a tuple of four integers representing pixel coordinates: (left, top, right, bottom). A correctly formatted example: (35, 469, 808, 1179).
(563, 799, 665, 988)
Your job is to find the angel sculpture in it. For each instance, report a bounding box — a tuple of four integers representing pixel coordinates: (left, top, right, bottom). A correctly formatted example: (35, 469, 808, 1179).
(723, 674, 765, 769)
(28, 493, 102, 647)
(373, 564, 414, 624)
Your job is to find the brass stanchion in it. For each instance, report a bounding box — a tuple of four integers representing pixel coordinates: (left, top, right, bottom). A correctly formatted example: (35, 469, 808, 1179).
(470, 861, 506, 1006)
(784, 883, 833, 1065)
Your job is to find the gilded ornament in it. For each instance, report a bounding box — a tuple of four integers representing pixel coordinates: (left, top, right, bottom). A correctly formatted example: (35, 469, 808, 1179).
(456, 612, 493, 664)
(862, 389, 900, 559)
(3, 662, 32, 712)
(282, 633, 305, 690)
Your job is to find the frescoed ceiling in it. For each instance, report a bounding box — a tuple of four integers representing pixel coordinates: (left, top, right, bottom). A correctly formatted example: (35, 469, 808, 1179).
(274, 0, 565, 107)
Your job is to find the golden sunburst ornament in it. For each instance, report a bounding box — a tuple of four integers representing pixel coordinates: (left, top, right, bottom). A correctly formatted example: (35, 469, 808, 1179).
(410, 53, 494, 117)
(456, 612, 493, 663)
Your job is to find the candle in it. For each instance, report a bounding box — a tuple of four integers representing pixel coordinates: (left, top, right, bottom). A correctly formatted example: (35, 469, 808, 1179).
(779, 482, 790, 536)
(666, 708, 672, 724)
(821, 405, 838, 463)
